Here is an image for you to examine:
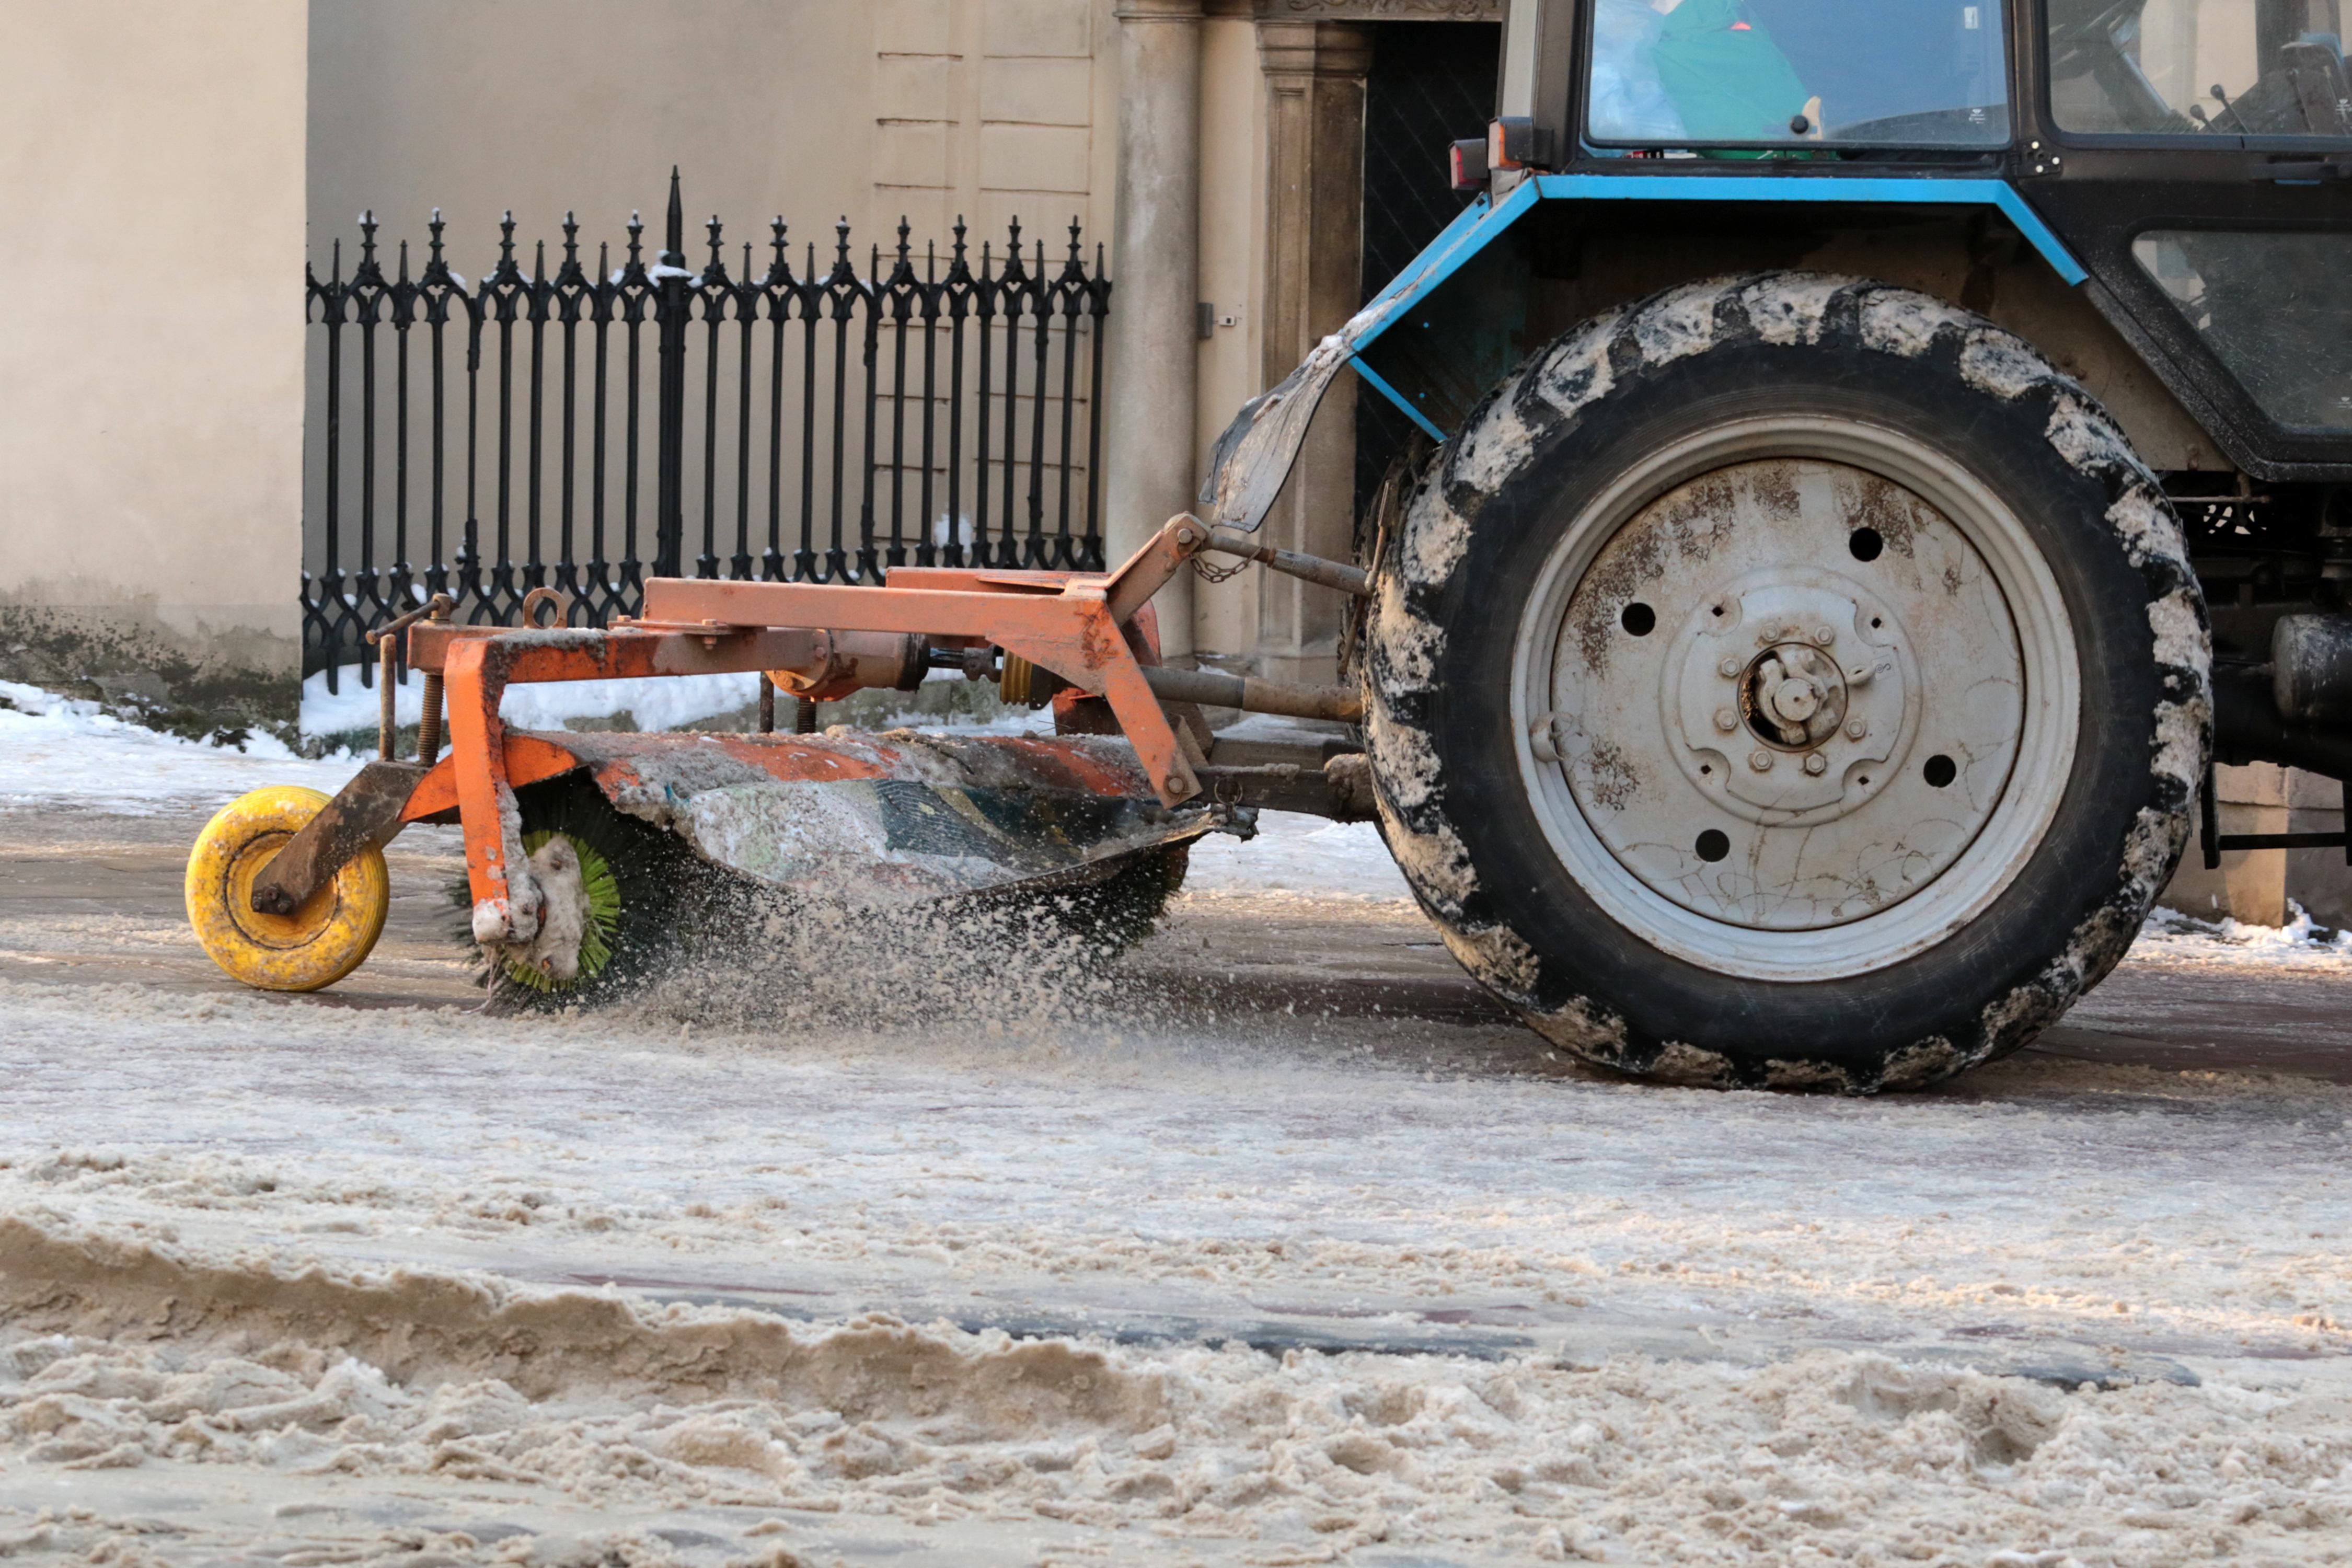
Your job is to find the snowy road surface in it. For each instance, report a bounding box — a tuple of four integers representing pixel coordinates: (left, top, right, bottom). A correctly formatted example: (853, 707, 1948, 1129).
(0, 715, 2348, 1565)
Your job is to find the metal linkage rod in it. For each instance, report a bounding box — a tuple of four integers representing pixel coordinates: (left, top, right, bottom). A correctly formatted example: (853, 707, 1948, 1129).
(1142, 664, 1362, 724)
(1201, 524, 1371, 598)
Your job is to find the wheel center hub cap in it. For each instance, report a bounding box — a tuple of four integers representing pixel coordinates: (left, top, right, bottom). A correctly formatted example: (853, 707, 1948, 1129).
(1671, 579, 1910, 820)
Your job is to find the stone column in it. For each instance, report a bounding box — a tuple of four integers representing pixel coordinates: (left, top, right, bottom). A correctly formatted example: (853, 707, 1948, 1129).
(1107, 0, 1205, 657)
(1252, 18, 1370, 684)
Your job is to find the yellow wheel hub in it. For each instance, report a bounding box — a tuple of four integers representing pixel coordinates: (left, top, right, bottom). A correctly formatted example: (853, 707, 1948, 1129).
(185, 785, 389, 992)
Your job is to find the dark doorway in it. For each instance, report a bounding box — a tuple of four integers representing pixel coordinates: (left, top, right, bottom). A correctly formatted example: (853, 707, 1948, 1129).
(1355, 20, 1500, 518)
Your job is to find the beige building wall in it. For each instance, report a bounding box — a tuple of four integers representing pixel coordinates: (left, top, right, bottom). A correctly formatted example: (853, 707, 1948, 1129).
(0, 0, 309, 716)
(308, 3, 878, 289)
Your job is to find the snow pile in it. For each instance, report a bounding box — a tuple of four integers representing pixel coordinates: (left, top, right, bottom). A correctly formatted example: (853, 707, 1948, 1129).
(4, 1214, 2350, 1565)
(0, 681, 359, 814)
(303, 664, 766, 737)
(2132, 903, 2352, 971)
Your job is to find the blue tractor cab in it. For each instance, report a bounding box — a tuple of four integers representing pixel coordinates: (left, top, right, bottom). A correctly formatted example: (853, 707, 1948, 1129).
(1203, 0, 2352, 1090)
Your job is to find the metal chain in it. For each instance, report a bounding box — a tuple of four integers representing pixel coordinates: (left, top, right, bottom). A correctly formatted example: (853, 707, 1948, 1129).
(1193, 555, 1248, 585)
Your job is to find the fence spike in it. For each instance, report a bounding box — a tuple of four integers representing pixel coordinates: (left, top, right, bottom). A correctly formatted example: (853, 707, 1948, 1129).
(665, 168, 684, 265)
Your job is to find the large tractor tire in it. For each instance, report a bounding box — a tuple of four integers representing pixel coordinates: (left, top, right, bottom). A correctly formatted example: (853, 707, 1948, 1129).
(1363, 274, 2211, 1092)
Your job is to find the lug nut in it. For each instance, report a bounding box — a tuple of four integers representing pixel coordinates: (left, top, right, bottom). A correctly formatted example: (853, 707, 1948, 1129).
(1845, 718, 1867, 740)
(1719, 655, 1742, 678)
(1803, 752, 1827, 776)
(1713, 707, 1739, 732)
(1748, 749, 1774, 773)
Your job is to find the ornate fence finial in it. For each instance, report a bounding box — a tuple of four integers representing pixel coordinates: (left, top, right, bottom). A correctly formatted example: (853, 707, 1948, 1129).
(706, 214, 724, 271)
(665, 168, 685, 266)
(626, 210, 644, 273)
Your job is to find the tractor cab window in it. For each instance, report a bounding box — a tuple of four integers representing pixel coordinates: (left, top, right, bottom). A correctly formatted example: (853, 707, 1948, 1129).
(2049, 0, 2352, 138)
(1585, 0, 2009, 149)
(2135, 230, 2352, 429)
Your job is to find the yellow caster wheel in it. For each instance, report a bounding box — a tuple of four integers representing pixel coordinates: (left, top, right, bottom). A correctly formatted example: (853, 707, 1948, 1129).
(185, 785, 389, 991)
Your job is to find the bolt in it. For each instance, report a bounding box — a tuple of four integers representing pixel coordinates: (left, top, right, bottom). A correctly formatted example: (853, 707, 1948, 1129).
(1846, 718, 1867, 740)
(1165, 775, 1188, 794)
(1718, 655, 1742, 678)
(1713, 707, 1739, 733)
(1748, 749, 1774, 773)
(1814, 625, 1836, 647)
(1803, 752, 1827, 776)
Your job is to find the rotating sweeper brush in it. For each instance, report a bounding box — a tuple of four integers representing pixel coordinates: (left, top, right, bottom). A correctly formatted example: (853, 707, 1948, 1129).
(186, 516, 1376, 1001)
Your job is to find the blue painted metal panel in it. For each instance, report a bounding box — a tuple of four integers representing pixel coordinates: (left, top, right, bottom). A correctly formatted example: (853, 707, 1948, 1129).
(1347, 175, 2086, 365)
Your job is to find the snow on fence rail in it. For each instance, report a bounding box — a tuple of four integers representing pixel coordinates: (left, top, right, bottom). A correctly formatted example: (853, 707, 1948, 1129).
(303, 171, 1113, 688)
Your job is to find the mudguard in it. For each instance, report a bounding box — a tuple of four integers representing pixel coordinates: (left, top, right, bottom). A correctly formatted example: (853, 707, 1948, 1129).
(1193, 174, 2085, 535)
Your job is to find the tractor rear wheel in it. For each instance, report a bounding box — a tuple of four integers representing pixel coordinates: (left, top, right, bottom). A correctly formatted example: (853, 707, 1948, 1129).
(1363, 274, 2210, 1091)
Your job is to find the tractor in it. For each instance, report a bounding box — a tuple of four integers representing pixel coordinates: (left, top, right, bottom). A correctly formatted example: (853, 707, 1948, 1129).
(190, 0, 2352, 1091)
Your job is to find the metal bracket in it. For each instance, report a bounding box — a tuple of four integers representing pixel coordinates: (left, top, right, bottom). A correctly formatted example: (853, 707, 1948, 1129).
(2199, 757, 2352, 869)
(248, 761, 430, 915)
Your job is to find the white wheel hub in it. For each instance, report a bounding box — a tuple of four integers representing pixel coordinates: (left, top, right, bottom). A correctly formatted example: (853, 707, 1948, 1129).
(1666, 572, 1911, 822)
(1514, 419, 2079, 981)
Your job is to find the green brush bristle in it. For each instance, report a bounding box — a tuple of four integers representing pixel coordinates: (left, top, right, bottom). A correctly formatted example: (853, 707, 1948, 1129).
(499, 829, 622, 994)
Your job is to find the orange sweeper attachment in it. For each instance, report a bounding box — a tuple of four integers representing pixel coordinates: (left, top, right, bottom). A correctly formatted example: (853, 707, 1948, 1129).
(183, 516, 1376, 996)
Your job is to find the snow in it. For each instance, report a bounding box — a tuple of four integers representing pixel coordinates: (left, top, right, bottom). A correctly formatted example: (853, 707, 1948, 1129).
(2132, 902, 2352, 971)
(0, 972, 2347, 1563)
(0, 681, 359, 813)
(302, 664, 767, 737)
(1188, 811, 1412, 902)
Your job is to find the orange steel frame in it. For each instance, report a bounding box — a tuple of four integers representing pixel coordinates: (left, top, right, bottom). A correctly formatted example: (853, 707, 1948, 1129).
(402, 516, 1213, 944)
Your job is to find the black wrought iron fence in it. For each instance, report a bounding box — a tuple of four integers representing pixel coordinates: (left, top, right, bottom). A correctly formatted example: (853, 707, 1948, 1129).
(303, 173, 1113, 687)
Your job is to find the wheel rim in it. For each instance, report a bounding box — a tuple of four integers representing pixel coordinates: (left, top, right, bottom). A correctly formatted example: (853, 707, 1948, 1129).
(1513, 416, 2080, 984)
